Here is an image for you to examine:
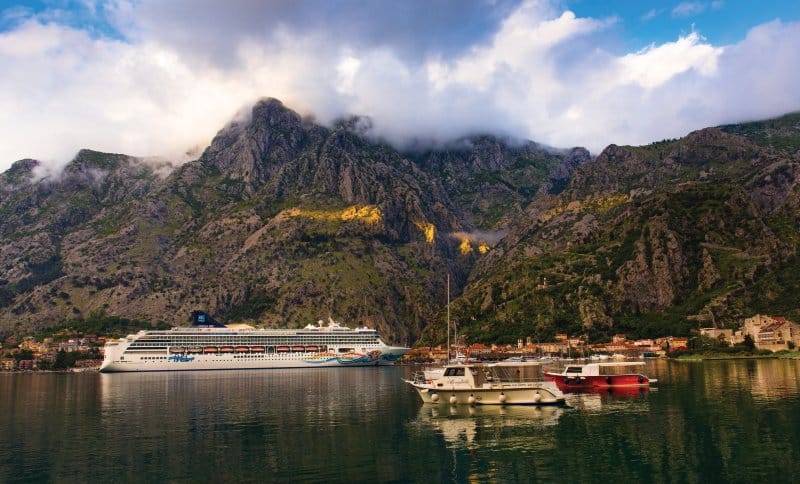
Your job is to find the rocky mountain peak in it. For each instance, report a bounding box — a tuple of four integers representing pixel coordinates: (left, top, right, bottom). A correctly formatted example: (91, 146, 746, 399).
(198, 98, 310, 192)
(7, 158, 39, 175)
(250, 98, 303, 129)
(1, 158, 39, 190)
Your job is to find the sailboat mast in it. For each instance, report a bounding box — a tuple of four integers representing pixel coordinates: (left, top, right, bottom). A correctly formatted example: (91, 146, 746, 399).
(447, 274, 450, 362)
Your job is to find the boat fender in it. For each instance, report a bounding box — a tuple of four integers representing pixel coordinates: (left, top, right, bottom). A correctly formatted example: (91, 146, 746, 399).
(606, 376, 612, 385)
(430, 393, 439, 402)
(533, 393, 541, 403)
(638, 375, 646, 384)
(468, 394, 476, 405)
(450, 395, 458, 405)
(498, 392, 507, 404)
(563, 377, 570, 385)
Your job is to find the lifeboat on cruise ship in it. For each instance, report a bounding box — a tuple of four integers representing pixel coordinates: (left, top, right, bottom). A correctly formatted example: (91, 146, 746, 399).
(169, 347, 185, 354)
(203, 347, 219, 354)
(250, 346, 265, 352)
(187, 347, 202, 354)
(291, 345, 305, 352)
(276, 346, 290, 353)
(235, 346, 249, 353)
(219, 346, 235, 353)
(305, 345, 319, 352)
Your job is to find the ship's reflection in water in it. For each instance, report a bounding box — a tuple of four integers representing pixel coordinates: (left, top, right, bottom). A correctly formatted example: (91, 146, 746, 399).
(96, 368, 416, 482)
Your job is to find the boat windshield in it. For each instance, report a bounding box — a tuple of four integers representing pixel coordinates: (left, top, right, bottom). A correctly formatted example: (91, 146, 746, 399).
(444, 367, 466, 377)
(565, 366, 583, 373)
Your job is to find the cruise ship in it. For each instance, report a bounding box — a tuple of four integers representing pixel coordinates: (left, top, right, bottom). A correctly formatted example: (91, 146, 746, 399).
(99, 312, 410, 372)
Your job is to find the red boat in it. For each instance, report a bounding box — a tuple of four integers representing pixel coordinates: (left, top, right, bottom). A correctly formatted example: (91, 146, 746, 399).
(544, 362, 657, 392)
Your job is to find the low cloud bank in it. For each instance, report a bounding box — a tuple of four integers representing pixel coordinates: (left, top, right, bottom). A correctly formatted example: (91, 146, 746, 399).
(1, 1, 799, 174)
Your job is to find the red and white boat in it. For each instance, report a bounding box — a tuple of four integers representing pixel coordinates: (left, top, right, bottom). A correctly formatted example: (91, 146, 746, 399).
(544, 362, 657, 391)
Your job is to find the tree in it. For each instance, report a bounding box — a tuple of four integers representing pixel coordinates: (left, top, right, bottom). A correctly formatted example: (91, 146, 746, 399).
(743, 334, 756, 351)
(53, 350, 67, 369)
(13, 349, 34, 361)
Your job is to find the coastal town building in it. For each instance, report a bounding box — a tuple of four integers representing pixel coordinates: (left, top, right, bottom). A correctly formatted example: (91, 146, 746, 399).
(742, 314, 800, 351)
(699, 328, 734, 345)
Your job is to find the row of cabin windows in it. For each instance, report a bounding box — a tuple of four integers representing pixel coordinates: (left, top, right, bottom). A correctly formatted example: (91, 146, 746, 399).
(137, 334, 380, 340)
(131, 339, 379, 346)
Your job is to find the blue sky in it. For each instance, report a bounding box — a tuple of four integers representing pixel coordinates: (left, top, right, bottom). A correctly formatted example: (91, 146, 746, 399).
(1, 0, 800, 171)
(567, 1, 800, 47)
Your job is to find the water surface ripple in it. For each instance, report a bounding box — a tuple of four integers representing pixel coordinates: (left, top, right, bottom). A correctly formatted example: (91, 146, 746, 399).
(1, 359, 799, 482)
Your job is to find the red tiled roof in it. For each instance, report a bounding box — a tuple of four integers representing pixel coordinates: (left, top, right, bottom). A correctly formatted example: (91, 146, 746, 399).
(759, 321, 786, 332)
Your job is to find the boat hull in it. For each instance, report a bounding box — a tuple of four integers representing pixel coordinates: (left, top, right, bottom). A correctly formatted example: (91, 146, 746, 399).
(408, 382, 565, 405)
(544, 372, 652, 391)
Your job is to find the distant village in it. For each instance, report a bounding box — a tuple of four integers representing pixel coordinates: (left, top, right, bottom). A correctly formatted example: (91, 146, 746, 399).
(403, 314, 800, 362)
(1, 331, 104, 371)
(1, 313, 799, 370)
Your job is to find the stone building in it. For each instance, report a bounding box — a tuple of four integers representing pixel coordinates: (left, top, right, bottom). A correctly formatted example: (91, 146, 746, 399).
(742, 315, 800, 351)
(699, 328, 734, 345)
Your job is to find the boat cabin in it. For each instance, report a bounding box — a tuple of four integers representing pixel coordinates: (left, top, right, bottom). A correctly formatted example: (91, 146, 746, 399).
(430, 362, 545, 388)
(555, 362, 646, 377)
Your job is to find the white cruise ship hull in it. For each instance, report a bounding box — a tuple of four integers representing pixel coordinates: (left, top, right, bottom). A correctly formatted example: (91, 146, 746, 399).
(100, 348, 407, 372)
(99, 321, 409, 373)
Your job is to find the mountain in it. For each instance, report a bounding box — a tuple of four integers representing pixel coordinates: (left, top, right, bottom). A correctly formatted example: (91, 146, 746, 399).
(4, 100, 799, 345)
(0, 99, 584, 342)
(444, 121, 800, 344)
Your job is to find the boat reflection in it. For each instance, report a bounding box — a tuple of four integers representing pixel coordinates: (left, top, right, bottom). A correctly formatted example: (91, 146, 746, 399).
(564, 386, 653, 413)
(566, 385, 652, 398)
(416, 404, 564, 447)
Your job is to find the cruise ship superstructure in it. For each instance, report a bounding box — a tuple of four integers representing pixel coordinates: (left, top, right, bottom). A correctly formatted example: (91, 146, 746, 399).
(100, 314, 409, 372)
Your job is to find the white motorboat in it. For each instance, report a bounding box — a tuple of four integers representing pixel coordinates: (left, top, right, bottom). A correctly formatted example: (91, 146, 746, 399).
(405, 362, 565, 405)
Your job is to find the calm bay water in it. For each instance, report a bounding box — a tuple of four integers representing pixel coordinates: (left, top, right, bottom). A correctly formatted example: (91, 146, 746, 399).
(2, 359, 800, 483)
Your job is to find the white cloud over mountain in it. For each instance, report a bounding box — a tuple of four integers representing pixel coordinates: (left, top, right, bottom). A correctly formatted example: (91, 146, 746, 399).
(1, 0, 799, 172)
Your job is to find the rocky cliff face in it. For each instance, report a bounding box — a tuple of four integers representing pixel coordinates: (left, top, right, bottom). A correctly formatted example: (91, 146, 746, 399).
(447, 124, 800, 343)
(0, 99, 584, 342)
(4, 100, 799, 344)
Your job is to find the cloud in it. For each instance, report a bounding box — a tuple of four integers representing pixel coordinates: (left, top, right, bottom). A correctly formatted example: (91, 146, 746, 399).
(118, 0, 520, 69)
(618, 32, 721, 88)
(0, 19, 258, 169)
(672, 2, 705, 18)
(1, 0, 800, 174)
(642, 9, 659, 21)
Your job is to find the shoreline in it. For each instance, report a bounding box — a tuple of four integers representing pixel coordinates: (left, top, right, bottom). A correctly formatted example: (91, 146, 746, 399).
(671, 351, 800, 361)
